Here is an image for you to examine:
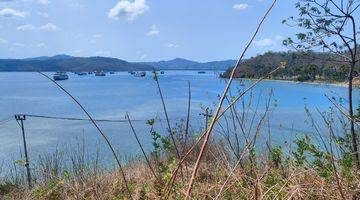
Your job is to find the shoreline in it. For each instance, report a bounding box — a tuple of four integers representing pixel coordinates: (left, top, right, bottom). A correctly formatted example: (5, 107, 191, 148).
(237, 78, 360, 88)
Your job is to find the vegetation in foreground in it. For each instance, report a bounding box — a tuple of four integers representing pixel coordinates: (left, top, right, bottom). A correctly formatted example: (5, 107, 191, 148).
(1, 120, 360, 199)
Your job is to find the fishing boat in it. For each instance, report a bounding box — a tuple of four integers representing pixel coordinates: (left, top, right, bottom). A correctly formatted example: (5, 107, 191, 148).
(134, 71, 146, 77)
(198, 71, 206, 74)
(109, 71, 115, 74)
(95, 71, 106, 76)
(160, 71, 165, 74)
(53, 72, 69, 81)
(77, 72, 87, 76)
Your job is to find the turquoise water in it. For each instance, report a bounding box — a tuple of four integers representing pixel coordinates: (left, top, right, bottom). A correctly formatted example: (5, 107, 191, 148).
(0, 71, 359, 164)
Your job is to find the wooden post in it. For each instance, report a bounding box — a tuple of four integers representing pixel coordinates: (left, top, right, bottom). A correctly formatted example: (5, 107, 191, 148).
(200, 108, 212, 131)
(15, 114, 32, 189)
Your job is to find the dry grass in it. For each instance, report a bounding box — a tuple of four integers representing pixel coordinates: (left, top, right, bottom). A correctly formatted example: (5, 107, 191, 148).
(2, 151, 360, 200)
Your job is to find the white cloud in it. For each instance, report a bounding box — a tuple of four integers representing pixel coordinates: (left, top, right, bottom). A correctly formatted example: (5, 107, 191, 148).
(0, 38, 8, 44)
(22, 0, 49, 4)
(37, 12, 49, 18)
(37, 42, 45, 47)
(90, 34, 102, 44)
(140, 54, 147, 60)
(73, 49, 83, 54)
(39, 23, 57, 31)
(254, 38, 276, 47)
(13, 42, 25, 47)
(17, 23, 58, 31)
(232, 3, 249, 11)
(95, 50, 111, 56)
(93, 34, 102, 38)
(17, 24, 36, 30)
(147, 25, 159, 36)
(37, 0, 49, 4)
(275, 35, 284, 41)
(0, 8, 27, 18)
(108, 0, 149, 21)
(166, 43, 179, 48)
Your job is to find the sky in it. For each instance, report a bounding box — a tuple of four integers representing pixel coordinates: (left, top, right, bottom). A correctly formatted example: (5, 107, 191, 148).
(0, 0, 300, 62)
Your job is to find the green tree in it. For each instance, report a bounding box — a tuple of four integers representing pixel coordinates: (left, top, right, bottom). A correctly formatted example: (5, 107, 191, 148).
(284, 0, 360, 168)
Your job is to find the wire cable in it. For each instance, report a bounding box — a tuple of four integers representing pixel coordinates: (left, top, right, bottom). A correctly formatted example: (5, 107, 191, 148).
(20, 114, 175, 123)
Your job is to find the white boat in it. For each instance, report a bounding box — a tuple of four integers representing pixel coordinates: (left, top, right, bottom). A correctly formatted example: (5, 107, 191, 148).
(134, 71, 146, 77)
(95, 71, 106, 76)
(53, 72, 69, 81)
(77, 72, 87, 76)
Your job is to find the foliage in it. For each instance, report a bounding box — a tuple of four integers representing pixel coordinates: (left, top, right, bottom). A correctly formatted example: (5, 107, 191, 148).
(221, 51, 359, 82)
(292, 136, 332, 178)
(146, 119, 175, 181)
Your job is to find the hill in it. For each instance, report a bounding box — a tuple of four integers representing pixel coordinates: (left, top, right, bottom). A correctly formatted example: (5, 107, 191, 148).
(221, 51, 360, 83)
(0, 55, 236, 72)
(141, 58, 236, 70)
(0, 56, 152, 72)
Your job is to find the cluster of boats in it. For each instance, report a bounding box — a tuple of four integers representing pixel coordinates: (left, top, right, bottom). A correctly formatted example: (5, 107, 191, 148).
(52, 70, 151, 81)
(53, 71, 114, 80)
(52, 70, 207, 81)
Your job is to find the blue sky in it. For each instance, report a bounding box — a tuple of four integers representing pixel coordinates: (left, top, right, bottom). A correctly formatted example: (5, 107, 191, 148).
(0, 0, 299, 61)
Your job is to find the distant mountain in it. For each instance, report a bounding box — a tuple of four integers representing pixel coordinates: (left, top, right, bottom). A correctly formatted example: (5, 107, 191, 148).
(0, 55, 153, 72)
(23, 54, 74, 61)
(0, 55, 236, 72)
(142, 58, 236, 70)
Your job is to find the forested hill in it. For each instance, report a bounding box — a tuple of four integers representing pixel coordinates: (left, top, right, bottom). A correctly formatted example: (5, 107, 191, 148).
(221, 51, 360, 82)
(0, 55, 236, 72)
(0, 56, 153, 72)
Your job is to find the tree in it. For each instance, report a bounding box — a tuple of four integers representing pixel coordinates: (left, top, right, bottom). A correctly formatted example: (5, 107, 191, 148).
(283, 0, 360, 168)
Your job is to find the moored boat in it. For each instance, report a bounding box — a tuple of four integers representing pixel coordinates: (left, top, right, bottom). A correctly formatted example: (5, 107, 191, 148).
(53, 72, 69, 81)
(77, 72, 87, 76)
(95, 71, 106, 76)
(134, 71, 146, 77)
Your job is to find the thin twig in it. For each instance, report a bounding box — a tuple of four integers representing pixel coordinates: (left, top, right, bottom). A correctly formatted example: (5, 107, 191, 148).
(126, 113, 160, 182)
(184, 1, 277, 199)
(162, 65, 282, 199)
(183, 81, 191, 176)
(153, 71, 182, 160)
(38, 72, 133, 199)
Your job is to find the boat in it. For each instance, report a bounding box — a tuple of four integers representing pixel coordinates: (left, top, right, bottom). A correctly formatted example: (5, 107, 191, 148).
(88, 72, 93, 74)
(110, 71, 115, 74)
(160, 71, 165, 74)
(77, 72, 87, 76)
(198, 71, 206, 74)
(128, 71, 135, 75)
(53, 72, 69, 81)
(95, 71, 106, 76)
(134, 71, 146, 77)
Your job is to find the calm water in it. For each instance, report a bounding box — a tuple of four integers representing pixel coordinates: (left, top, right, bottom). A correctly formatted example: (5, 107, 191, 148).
(0, 71, 359, 165)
